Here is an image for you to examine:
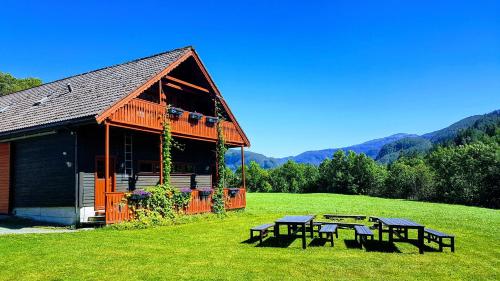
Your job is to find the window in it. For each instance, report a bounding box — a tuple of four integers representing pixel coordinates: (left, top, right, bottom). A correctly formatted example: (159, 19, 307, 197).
(138, 161, 160, 174)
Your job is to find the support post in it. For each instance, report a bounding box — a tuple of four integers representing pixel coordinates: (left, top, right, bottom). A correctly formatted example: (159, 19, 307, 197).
(241, 146, 246, 189)
(104, 122, 110, 193)
(215, 143, 218, 183)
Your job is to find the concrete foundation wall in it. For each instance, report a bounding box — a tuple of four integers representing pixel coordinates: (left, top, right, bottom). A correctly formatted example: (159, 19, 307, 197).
(13, 207, 77, 225)
(79, 206, 95, 223)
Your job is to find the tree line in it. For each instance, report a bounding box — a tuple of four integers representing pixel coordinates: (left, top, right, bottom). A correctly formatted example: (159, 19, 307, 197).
(226, 122, 499, 209)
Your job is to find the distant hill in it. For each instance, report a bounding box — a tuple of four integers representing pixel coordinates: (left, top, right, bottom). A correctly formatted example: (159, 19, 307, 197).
(422, 115, 486, 143)
(226, 133, 415, 169)
(375, 136, 433, 164)
(225, 150, 284, 170)
(376, 110, 500, 163)
(291, 133, 417, 165)
(226, 109, 500, 169)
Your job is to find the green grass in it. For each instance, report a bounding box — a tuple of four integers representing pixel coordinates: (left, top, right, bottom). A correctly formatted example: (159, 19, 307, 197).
(0, 193, 499, 280)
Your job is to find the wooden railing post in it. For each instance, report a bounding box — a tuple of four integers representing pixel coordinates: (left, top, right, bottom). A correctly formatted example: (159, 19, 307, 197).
(241, 146, 246, 190)
(104, 122, 110, 193)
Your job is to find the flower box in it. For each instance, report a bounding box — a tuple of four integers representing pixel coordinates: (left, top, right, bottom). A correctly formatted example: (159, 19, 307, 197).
(189, 112, 203, 121)
(228, 188, 240, 197)
(206, 116, 219, 124)
(179, 188, 192, 194)
(168, 107, 184, 117)
(198, 189, 212, 199)
(129, 189, 151, 201)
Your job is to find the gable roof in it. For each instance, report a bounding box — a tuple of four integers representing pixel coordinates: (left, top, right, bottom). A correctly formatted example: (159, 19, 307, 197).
(0, 46, 191, 135)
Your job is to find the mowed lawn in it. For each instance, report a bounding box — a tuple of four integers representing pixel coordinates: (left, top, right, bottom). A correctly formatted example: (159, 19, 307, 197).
(0, 193, 499, 281)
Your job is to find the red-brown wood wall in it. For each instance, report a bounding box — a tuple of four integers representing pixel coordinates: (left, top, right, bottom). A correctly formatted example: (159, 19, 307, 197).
(0, 143, 11, 214)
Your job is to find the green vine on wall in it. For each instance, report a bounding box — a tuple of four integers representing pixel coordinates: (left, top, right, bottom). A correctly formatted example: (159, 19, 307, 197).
(212, 101, 227, 214)
(162, 110, 172, 185)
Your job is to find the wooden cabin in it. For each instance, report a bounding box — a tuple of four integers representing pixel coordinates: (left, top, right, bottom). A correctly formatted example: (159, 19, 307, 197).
(0, 46, 249, 225)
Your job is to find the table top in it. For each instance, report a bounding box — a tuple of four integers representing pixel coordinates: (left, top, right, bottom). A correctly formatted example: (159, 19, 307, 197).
(378, 218, 423, 227)
(276, 215, 315, 224)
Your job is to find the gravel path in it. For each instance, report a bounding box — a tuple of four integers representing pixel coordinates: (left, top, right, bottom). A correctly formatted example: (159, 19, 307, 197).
(0, 216, 94, 235)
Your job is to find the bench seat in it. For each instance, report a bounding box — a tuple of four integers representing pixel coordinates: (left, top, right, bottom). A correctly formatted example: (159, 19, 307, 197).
(318, 224, 338, 247)
(424, 228, 455, 252)
(354, 225, 374, 249)
(250, 223, 274, 244)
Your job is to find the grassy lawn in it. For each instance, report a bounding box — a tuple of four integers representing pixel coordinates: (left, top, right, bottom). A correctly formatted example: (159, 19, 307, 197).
(0, 193, 499, 280)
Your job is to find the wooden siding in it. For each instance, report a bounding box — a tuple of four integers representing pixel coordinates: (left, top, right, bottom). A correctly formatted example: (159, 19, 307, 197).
(0, 143, 10, 214)
(135, 174, 160, 189)
(81, 172, 95, 207)
(171, 174, 211, 189)
(13, 132, 75, 207)
(108, 98, 245, 145)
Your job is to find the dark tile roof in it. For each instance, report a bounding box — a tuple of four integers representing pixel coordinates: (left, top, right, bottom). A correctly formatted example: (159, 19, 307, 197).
(0, 46, 192, 135)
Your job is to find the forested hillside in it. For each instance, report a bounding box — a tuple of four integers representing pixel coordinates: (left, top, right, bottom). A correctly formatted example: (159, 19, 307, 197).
(226, 111, 500, 208)
(375, 110, 500, 163)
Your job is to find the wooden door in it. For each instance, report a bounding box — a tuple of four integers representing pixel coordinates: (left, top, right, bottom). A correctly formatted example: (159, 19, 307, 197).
(95, 156, 115, 210)
(0, 143, 10, 214)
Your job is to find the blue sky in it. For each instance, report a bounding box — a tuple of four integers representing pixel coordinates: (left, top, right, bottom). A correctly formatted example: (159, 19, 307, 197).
(1, 1, 499, 157)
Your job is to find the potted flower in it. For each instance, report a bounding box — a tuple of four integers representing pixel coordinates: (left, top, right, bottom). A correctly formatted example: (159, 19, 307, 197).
(205, 116, 218, 124)
(189, 112, 203, 121)
(228, 188, 240, 197)
(168, 106, 184, 117)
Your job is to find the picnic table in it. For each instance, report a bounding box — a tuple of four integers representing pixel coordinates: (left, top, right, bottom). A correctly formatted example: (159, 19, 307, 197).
(274, 215, 315, 249)
(377, 218, 425, 254)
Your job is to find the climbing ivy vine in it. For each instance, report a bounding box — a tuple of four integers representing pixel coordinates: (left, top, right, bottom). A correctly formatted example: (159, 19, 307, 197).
(212, 101, 227, 214)
(162, 111, 172, 185)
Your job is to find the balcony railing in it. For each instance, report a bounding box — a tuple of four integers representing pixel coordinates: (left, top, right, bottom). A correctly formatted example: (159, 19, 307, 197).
(105, 192, 130, 224)
(105, 188, 247, 224)
(109, 98, 244, 144)
(110, 98, 164, 130)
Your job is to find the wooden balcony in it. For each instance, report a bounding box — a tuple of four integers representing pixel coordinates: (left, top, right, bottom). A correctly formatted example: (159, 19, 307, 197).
(108, 98, 244, 145)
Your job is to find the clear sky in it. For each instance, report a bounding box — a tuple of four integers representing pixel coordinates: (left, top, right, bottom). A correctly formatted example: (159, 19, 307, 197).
(1, 1, 499, 157)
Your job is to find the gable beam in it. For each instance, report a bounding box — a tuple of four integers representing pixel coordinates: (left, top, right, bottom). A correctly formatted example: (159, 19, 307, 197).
(165, 75, 210, 93)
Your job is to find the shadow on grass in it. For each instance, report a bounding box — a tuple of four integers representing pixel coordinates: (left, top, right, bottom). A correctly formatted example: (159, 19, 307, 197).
(308, 238, 329, 247)
(241, 236, 296, 248)
(406, 240, 441, 253)
(344, 239, 402, 253)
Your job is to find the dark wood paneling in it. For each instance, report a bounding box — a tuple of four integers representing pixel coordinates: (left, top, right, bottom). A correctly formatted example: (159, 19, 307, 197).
(13, 132, 75, 207)
(0, 143, 10, 214)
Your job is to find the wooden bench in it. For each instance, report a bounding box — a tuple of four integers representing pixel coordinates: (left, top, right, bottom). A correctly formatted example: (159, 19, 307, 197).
(334, 222, 365, 229)
(424, 228, 455, 252)
(250, 223, 274, 244)
(354, 225, 374, 249)
(319, 224, 338, 247)
(324, 214, 366, 221)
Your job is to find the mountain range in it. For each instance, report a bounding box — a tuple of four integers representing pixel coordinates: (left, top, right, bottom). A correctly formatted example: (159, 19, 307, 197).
(226, 109, 500, 169)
